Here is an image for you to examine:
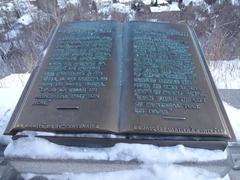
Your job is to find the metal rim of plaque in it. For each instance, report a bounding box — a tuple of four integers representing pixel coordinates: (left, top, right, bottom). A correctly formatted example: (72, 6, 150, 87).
(4, 21, 236, 150)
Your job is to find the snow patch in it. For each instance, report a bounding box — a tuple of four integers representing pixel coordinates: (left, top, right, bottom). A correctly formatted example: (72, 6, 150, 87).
(4, 137, 228, 179)
(118, 0, 131, 3)
(4, 137, 226, 162)
(0, 73, 29, 144)
(0, 73, 30, 88)
(16, 131, 127, 139)
(182, 0, 211, 12)
(0, 88, 24, 144)
(150, 2, 180, 12)
(14, 0, 38, 15)
(0, 2, 14, 11)
(0, 42, 12, 56)
(94, 0, 112, 14)
(0, 17, 4, 25)
(231, 0, 240, 5)
(209, 59, 240, 89)
(95, 1, 133, 16)
(183, 0, 205, 6)
(157, 0, 169, 4)
(5, 29, 19, 39)
(142, 0, 152, 5)
(18, 14, 33, 26)
(224, 102, 240, 140)
(57, 0, 80, 9)
(112, 3, 131, 14)
(198, 16, 206, 22)
(22, 166, 229, 180)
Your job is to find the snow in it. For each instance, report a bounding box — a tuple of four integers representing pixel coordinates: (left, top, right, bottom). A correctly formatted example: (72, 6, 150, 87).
(4, 137, 229, 179)
(150, 2, 180, 12)
(57, 0, 80, 9)
(182, 0, 211, 12)
(223, 102, 240, 140)
(57, 0, 68, 9)
(0, 2, 14, 11)
(231, 0, 240, 5)
(5, 136, 229, 179)
(18, 14, 33, 26)
(94, 1, 134, 16)
(0, 73, 30, 88)
(0, 42, 12, 56)
(198, 16, 206, 22)
(5, 29, 19, 39)
(0, 17, 4, 25)
(142, 0, 152, 5)
(183, 0, 205, 6)
(4, 137, 227, 162)
(22, 166, 229, 180)
(16, 131, 127, 139)
(157, 0, 169, 4)
(112, 3, 131, 14)
(94, 0, 112, 14)
(0, 73, 29, 144)
(0, 88, 23, 145)
(118, 0, 132, 3)
(14, 0, 38, 15)
(209, 59, 240, 89)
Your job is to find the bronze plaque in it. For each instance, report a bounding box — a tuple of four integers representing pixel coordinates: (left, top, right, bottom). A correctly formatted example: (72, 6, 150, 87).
(5, 21, 121, 134)
(5, 21, 235, 147)
(119, 22, 235, 140)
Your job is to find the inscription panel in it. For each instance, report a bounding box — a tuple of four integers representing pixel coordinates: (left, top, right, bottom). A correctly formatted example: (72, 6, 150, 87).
(33, 28, 112, 106)
(133, 29, 206, 115)
(5, 21, 120, 134)
(120, 22, 232, 138)
(5, 21, 234, 142)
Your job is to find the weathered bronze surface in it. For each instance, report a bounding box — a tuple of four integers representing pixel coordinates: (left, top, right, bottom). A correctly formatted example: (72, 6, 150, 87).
(5, 21, 121, 134)
(4, 21, 235, 148)
(120, 22, 235, 140)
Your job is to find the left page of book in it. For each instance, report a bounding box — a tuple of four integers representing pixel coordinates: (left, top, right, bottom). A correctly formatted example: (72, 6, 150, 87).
(5, 21, 122, 134)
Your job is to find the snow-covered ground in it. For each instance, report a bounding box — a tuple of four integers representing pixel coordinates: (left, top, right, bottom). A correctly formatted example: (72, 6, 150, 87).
(5, 137, 229, 180)
(17, 14, 33, 26)
(183, 0, 206, 6)
(21, 166, 229, 180)
(223, 102, 240, 140)
(0, 88, 23, 144)
(4, 137, 227, 161)
(0, 73, 30, 88)
(183, 0, 239, 6)
(209, 59, 240, 89)
(57, 0, 80, 9)
(94, 0, 135, 17)
(150, 2, 180, 13)
(0, 73, 29, 144)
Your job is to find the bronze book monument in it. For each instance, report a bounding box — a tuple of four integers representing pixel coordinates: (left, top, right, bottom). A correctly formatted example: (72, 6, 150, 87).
(4, 21, 235, 149)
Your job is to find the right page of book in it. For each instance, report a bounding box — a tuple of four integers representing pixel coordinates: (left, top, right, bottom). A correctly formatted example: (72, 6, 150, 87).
(119, 21, 234, 139)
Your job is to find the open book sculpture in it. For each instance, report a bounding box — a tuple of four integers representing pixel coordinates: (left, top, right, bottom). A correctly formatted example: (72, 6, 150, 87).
(5, 21, 235, 149)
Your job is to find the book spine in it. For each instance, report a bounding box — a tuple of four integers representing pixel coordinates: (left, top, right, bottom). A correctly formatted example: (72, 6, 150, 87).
(117, 22, 129, 132)
(115, 22, 123, 132)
